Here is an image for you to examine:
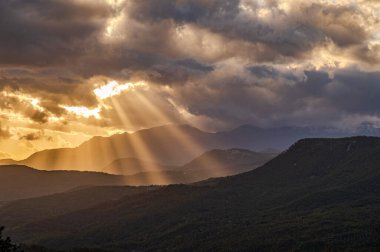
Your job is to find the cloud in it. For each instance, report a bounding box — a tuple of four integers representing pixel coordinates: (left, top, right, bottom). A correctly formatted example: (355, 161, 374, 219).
(166, 63, 380, 130)
(0, 123, 11, 139)
(29, 110, 49, 124)
(19, 130, 53, 141)
(0, 0, 377, 88)
(0, 0, 379, 147)
(0, 0, 112, 66)
(19, 132, 42, 141)
(125, 0, 379, 63)
(0, 151, 11, 159)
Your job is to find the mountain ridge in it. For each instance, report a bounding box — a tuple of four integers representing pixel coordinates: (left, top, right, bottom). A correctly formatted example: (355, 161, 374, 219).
(8, 124, 380, 172)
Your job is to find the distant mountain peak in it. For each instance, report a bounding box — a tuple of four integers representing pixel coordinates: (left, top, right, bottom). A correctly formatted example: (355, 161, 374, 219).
(131, 123, 206, 135)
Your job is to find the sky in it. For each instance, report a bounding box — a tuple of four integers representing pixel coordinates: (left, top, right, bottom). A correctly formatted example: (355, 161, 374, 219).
(0, 0, 379, 160)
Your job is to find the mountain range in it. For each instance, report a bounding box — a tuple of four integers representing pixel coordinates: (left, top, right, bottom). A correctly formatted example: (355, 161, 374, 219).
(2, 136, 380, 251)
(4, 124, 380, 172)
(0, 149, 274, 202)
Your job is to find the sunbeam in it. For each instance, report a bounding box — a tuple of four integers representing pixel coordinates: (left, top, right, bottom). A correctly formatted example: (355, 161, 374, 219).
(107, 93, 171, 185)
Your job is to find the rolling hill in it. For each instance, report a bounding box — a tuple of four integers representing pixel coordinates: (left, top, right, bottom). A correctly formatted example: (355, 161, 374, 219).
(0, 165, 126, 202)
(3, 136, 380, 251)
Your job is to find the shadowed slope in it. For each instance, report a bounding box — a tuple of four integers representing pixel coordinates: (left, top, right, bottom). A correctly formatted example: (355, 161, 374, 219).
(0, 185, 158, 229)
(0, 165, 125, 201)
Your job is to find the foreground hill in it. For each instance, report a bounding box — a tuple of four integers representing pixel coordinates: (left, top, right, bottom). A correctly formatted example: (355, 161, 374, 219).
(4, 137, 380, 251)
(0, 165, 125, 201)
(11, 124, 380, 171)
(0, 185, 158, 229)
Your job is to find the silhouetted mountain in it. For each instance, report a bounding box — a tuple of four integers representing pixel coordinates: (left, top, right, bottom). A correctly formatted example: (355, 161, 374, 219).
(18, 125, 210, 171)
(15, 124, 380, 171)
(4, 137, 380, 251)
(0, 165, 125, 201)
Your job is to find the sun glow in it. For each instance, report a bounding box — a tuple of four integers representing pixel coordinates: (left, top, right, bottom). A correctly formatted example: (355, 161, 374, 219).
(94, 80, 146, 100)
(61, 106, 102, 119)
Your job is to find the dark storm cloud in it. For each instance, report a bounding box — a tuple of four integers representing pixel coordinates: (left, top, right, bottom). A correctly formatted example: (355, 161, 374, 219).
(0, 0, 216, 98)
(0, 0, 114, 119)
(141, 57, 214, 85)
(248, 65, 280, 79)
(176, 58, 214, 72)
(171, 66, 380, 128)
(126, 0, 375, 61)
(0, 0, 377, 87)
(0, 0, 377, 73)
(326, 71, 380, 114)
(128, 0, 240, 23)
(0, 0, 111, 66)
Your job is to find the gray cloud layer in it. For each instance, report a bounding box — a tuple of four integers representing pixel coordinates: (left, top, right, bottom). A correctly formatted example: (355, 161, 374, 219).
(0, 0, 379, 131)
